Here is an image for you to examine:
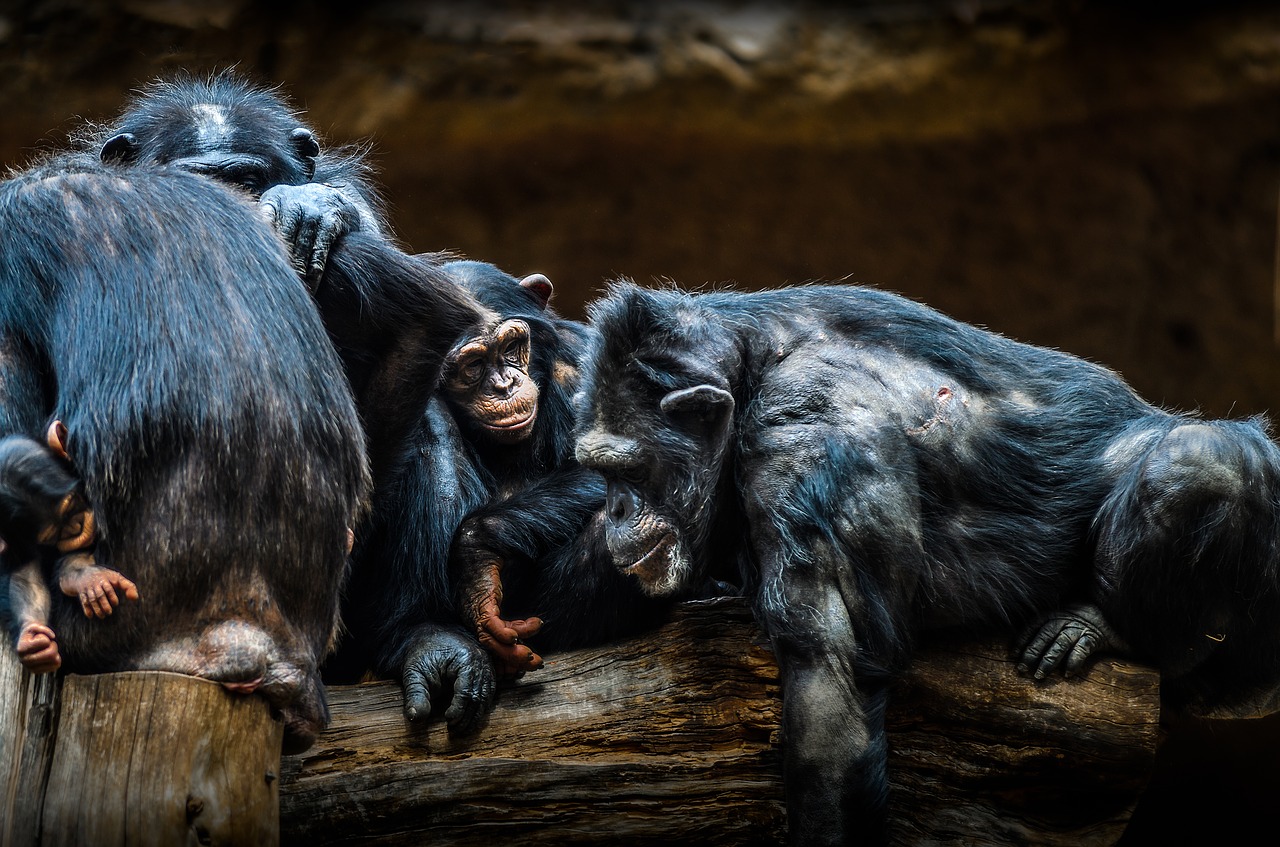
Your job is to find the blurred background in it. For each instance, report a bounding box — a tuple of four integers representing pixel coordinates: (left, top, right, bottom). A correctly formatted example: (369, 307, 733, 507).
(3, 0, 1279, 842)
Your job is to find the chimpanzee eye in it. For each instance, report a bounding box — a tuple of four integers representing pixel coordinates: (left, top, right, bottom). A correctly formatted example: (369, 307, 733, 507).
(500, 341, 527, 367)
(458, 357, 484, 386)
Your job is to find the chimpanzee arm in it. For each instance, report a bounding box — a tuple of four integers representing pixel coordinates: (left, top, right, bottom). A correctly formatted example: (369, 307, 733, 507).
(453, 467, 605, 573)
(317, 238, 481, 486)
(449, 467, 605, 674)
(353, 400, 498, 733)
(740, 419, 921, 846)
(6, 560, 60, 673)
(260, 149, 387, 287)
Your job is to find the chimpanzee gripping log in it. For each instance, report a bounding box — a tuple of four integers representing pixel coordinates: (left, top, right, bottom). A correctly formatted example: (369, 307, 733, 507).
(0, 154, 370, 753)
(574, 281, 1280, 845)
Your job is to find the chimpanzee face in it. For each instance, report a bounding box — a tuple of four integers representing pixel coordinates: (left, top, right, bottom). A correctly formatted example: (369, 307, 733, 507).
(577, 378, 735, 597)
(99, 101, 320, 196)
(444, 318, 540, 444)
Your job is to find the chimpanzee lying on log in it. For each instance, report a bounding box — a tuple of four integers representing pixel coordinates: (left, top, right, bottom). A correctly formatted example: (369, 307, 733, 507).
(573, 281, 1280, 846)
(0, 153, 369, 753)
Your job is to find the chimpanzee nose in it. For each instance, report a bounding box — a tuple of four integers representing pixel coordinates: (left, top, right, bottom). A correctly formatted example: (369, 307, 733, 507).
(606, 479, 638, 527)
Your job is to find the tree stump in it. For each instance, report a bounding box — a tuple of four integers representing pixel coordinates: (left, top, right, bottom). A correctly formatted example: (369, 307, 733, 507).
(279, 597, 1161, 845)
(1, 653, 283, 847)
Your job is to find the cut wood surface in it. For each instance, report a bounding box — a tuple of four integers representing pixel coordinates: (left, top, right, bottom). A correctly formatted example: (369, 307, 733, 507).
(279, 597, 1161, 846)
(1, 660, 282, 847)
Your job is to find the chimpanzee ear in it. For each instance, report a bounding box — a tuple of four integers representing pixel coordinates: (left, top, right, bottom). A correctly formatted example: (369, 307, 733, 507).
(290, 128, 320, 179)
(660, 385, 734, 431)
(520, 274, 553, 311)
(100, 133, 140, 164)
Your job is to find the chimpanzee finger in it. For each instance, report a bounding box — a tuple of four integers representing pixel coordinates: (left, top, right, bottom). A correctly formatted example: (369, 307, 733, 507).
(1016, 620, 1061, 675)
(307, 211, 344, 284)
(257, 196, 281, 230)
(1033, 622, 1085, 680)
(401, 662, 440, 722)
(293, 214, 321, 278)
(507, 617, 544, 639)
(86, 586, 111, 619)
(442, 656, 496, 737)
(479, 615, 520, 645)
(1062, 632, 1098, 679)
(118, 576, 140, 602)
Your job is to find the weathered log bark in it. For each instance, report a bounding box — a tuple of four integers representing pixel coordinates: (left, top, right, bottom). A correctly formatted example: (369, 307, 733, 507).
(0, 655, 282, 847)
(279, 597, 1161, 845)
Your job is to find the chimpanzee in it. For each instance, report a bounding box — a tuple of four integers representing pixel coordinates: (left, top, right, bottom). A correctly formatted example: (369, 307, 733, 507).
(0, 153, 370, 753)
(337, 260, 667, 730)
(0, 430, 140, 672)
(84, 70, 384, 287)
(574, 280, 1280, 845)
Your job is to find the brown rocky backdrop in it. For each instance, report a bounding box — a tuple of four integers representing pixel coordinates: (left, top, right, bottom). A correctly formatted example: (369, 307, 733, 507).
(3, 1, 1279, 843)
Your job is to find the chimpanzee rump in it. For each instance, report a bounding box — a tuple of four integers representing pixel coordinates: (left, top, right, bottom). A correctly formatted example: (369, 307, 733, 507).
(0, 154, 369, 752)
(575, 280, 1280, 845)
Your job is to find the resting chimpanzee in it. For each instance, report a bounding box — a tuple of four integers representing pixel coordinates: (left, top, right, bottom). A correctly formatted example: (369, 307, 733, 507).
(336, 260, 667, 729)
(85, 70, 384, 286)
(0, 153, 370, 753)
(87, 73, 515, 724)
(83, 71, 479, 487)
(574, 280, 1280, 845)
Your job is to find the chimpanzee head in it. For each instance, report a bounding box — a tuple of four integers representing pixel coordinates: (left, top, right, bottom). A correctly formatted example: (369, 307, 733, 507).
(96, 72, 320, 196)
(575, 282, 738, 597)
(0, 435, 80, 564)
(441, 261, 557, 445)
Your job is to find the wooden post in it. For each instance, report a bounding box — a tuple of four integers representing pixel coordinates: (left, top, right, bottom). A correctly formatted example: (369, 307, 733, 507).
(279, 597, 1161, 845)
(1, 648, 283, 846)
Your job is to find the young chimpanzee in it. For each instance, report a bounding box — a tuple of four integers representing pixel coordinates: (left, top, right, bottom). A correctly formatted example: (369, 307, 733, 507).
(0, 153, 370, 752)
(0, 430, 139, 673)
(337, 260, 667, 731)
(85, 69, 385, 287)
(575, 280, 1280, 845)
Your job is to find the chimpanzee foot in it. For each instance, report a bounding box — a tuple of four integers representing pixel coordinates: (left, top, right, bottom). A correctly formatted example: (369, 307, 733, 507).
(57, 553, 140, 619)
(1017, 603, 1129, 680)
(17, 622, 61, 673)
(465, 561, 543, 676)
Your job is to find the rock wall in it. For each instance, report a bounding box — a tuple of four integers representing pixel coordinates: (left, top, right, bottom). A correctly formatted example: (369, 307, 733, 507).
(3, 1, 1280, 843)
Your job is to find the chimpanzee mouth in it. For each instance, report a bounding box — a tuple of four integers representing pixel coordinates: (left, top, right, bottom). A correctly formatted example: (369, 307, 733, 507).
(483, 407, 538, 438)
(620, 532, 679, 591)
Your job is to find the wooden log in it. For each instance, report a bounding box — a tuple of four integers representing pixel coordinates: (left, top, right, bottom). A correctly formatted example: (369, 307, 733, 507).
(0, 650, 284, 847)
(279, 597, 1161, 845)
(1, 643, 61, 847)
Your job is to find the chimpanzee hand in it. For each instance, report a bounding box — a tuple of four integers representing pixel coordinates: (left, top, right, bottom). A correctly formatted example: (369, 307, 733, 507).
(1017, 602, 1129, 680)
(456, 556, 544, 676)
(16, 622, 61, 673)
(401, 624, 498, 737)
(56, 551, 140, 619)
(259, 183, 363, 289)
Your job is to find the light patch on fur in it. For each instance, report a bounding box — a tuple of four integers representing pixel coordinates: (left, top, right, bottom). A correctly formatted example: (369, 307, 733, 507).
(553, 360, 578, 387)
(193, 103, 232, 144)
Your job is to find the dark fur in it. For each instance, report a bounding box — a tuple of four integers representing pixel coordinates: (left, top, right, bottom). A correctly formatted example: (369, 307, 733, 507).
(81, 70, 384, 222)
(576, 280, 1280, 845)
(0, 154, 369, 752)
(333, 261, 664, 729)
